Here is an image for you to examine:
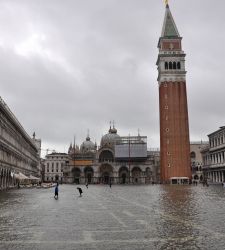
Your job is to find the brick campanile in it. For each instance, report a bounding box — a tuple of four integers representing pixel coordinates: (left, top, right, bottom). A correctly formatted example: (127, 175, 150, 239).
(156, 4, 191, 184)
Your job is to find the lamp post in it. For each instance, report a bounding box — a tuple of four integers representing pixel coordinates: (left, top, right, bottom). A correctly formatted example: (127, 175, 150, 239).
(128, 134, 131, 184)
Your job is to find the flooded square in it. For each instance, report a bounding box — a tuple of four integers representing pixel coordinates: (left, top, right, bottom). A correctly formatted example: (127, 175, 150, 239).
(1, 185, 225, 250)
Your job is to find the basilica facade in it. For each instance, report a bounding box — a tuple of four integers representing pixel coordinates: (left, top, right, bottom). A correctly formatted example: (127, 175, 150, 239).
(63, 125, 160, 185)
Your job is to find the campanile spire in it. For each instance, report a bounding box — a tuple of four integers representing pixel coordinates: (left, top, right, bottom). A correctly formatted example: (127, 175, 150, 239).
(161, 3, 180, 38)
(157, 4, 191, 184)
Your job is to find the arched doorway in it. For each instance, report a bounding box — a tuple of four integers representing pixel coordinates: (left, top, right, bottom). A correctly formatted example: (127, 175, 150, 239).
(145, 167, 152, 184)
(119, 166, 129, 184)
(84, 166, 94, 184)
(99, 164, 113, 184)
(72, 168, 81, 184)
(132, 167, 142, 184)
(55, 174, 59, 182)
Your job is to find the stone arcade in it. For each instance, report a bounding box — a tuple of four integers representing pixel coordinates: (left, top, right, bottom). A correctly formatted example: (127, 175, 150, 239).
(61, 125, 160, 185)
(0, 97, 39, 190)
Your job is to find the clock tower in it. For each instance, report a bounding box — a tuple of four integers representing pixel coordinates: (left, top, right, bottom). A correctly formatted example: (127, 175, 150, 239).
(157, 4, 191, 184)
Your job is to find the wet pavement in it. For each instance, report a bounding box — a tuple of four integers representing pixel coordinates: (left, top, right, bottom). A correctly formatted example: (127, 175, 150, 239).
(1, 184, 225, 250)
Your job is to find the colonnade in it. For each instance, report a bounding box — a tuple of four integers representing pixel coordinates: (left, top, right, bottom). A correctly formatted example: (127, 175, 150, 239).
(62, 165, 157, 184)
(208, 170, 225, 183)
(203, 152, 225, 166)
(0, 167, 16, 190)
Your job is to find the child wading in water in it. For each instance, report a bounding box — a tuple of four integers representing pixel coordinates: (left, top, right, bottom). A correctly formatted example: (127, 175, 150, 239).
(77, 187, 83, 197)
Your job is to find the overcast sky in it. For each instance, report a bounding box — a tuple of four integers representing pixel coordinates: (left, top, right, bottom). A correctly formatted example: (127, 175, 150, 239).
(1, 0, 225, 156)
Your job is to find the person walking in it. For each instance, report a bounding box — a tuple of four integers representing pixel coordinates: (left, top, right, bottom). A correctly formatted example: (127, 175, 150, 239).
(77, 187, 83, 197)
(54, 183, 59, 199)
(86, 183, 88, 189)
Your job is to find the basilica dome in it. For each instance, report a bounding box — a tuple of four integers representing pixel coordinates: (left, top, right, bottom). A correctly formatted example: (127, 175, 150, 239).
(80, 135, 95, 152)
(101, 126, 120, 147)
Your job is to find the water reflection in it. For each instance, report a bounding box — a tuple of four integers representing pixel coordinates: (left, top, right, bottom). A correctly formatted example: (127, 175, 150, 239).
(156, 185, 225, 249)
(157, 186, 198, 248)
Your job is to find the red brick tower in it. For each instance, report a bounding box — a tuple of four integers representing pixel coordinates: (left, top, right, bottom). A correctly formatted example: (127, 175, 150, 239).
(157, 4, 191, 184)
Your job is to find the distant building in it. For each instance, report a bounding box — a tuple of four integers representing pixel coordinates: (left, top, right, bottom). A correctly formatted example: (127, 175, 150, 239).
(63, 125, 160, 184)
(32, 132, 42, 178)
(157, 3, 191, 184)
(190, 141, 209, 182)
(202, 127, 225, 183)
(44, 152, 68, 182)
(0, 97, 39, 190)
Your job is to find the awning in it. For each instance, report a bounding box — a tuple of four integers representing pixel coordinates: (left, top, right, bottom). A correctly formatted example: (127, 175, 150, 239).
(14, 173, 30, 180)
(29, 175, 41, 183)
(29, 175, 40, 180)
(170, 177, 189, 180)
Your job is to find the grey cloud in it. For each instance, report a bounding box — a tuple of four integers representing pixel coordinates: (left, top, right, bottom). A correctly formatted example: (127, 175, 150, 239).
(0, 0, 225, 155)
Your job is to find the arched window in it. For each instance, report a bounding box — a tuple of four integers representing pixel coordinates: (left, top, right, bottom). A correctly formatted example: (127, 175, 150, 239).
(177, 62, 181, 69)
(99, 150, 114, 162)
(173, 62, 177, 70)
(190, 152, 196, 159)
(169, 62, 172, 69)
(165, 62, 168, 70)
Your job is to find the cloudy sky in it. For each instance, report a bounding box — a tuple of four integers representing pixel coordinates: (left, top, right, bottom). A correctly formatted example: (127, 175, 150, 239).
(1, 0, 225, 156)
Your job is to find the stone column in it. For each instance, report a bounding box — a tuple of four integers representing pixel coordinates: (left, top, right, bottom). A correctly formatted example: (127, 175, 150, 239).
(80, 171, 85, 185)
(0, 177, 1, 190)
(4, 171, 6, 189)
(5, 170, 7, 188)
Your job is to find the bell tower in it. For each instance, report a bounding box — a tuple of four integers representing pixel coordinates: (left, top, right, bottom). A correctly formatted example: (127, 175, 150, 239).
(157, 3, 191, 184)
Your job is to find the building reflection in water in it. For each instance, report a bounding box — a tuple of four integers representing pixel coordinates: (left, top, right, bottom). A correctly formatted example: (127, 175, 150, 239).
(157, 185, 200, 249)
